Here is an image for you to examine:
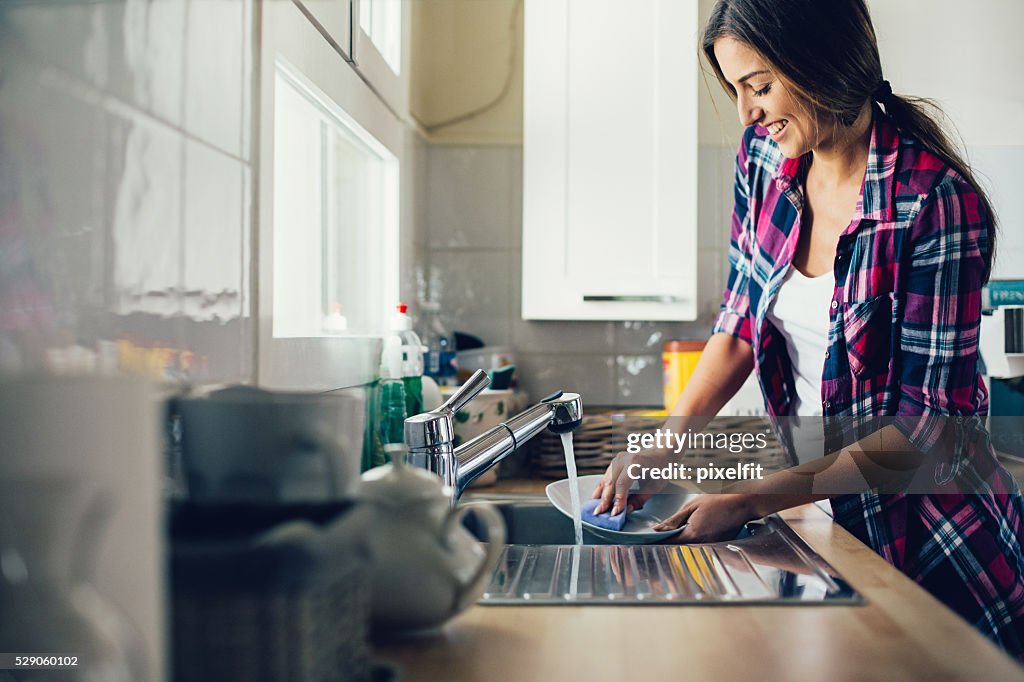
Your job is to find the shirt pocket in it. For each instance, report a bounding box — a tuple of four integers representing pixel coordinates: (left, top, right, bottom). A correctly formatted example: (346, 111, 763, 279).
(842, 293, 894, 379)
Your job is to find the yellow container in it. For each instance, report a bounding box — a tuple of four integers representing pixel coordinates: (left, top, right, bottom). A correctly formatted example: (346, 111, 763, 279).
(662, 340, 705, 412)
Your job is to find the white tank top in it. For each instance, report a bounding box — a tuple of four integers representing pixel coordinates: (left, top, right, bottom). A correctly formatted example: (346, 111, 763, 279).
(766, 266, 835, 417)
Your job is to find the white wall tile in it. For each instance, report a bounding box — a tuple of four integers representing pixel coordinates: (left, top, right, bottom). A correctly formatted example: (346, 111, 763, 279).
(699, 247, 728, 318)
(402, 132, 429, 306)
(185, 0, 244, 156)
(518, 353, 616, 406)
(108, 108, 184, 318)
(240, 164, 253, 379)
(426, 249, 513, 347)
(183, 140, 243, 322)
(615, 354, 662, 406)
(512, 320, 617, 356)
(106, 0, 187, 125)
(613, 320, 712, 355)
(428, 146, 517, 249)
(697, 144, 723, 250)
(6, 2, 112, 89)
(241, 0, 253, 160)
(0, 58, 108, 368)
(510, 145, 523, 250)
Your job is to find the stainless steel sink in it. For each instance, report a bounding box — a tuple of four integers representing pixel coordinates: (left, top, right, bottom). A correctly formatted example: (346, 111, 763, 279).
(461, 495, 861, 606)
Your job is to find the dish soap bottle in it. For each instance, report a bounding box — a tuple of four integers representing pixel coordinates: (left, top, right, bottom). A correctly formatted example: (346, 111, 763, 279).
(391, 303, 425, 418)
(373, 335, 408, 467)
(420, 301, 457, 387)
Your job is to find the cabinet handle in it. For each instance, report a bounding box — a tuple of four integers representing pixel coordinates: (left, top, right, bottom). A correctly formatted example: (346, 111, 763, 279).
(582, 295, 686, 304)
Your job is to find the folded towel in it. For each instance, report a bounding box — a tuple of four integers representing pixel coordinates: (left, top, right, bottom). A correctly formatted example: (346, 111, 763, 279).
(581, 498, 626, 531)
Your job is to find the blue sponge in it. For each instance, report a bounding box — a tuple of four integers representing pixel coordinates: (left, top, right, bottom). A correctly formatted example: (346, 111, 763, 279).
(581, 498, 627, 531)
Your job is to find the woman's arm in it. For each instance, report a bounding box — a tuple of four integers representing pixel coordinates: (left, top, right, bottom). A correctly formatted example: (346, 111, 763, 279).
(595, 133, 759, 515)
(592, 332, 755, 515)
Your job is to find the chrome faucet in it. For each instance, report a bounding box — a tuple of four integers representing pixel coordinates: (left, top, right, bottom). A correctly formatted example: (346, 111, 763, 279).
(404, 369, 583, 504)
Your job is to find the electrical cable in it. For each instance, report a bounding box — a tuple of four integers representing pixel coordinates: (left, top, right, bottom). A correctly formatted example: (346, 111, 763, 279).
(415, 0, 522, 134)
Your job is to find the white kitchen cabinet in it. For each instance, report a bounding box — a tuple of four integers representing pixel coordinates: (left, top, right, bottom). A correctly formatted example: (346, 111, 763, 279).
(522, 0, 699, 321)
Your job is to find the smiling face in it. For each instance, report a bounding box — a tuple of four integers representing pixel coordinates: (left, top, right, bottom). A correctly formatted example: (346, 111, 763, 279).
(713, 37, 826, 159)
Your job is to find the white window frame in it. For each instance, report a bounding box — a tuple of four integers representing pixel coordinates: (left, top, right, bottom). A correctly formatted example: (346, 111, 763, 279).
(258, 0, 405, 389)
(351, 0, 409, 116)
(271, 58, 399, 339)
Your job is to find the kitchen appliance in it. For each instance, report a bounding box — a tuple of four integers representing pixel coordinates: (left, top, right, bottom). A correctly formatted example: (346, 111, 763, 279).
(980, 305, 1024, 458)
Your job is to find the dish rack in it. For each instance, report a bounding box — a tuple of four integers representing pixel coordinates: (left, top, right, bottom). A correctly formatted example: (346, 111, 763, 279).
(529, 410, 790, 478)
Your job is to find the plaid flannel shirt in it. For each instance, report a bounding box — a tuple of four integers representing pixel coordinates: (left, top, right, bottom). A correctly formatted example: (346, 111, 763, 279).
(713, 110, 1024, 659)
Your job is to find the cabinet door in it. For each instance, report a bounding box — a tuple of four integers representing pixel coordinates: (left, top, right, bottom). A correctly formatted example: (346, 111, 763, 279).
(522, 0, 698, 321)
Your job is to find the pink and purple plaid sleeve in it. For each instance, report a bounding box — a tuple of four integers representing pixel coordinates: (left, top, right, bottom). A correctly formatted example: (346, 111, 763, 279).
(712, 139, 755, 346)
(895, 176, 991, 452)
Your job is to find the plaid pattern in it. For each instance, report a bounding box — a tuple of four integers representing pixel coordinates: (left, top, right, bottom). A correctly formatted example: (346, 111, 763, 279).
(713, 110, 1024, 659)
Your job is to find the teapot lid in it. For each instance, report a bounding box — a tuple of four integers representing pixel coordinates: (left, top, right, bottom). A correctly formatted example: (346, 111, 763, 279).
(358, 462, 451, 505)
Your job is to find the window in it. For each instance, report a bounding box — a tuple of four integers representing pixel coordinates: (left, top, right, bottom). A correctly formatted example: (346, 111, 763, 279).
(272, 59, 399, 338)
(259, 0, 406, 390)
(359, 0, 402, 74)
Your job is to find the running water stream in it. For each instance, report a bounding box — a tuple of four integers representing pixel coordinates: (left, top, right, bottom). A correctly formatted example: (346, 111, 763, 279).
(560, 432, 583, 546)
(561, 431, 582, 599)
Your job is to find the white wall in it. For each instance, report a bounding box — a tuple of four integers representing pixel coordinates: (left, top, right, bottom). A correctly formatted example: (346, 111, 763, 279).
(868, 0, 1024, 278)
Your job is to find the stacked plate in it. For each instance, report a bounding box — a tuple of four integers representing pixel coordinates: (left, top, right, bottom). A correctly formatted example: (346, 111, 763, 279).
(530, 411, 789, 479)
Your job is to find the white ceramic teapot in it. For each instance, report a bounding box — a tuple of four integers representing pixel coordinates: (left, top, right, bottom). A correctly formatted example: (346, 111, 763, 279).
(357, 461, 505, 632)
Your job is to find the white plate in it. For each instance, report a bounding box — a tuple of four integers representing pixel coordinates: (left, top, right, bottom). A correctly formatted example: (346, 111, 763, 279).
(545, 474, 697, 544)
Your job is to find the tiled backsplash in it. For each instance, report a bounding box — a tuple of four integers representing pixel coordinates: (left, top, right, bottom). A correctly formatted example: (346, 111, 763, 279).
(0, 0, 254, 383)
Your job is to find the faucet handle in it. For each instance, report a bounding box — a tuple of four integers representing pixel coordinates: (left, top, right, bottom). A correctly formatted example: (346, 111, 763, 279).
(404, 370, 490, 457)
(439, 369, 490, 415)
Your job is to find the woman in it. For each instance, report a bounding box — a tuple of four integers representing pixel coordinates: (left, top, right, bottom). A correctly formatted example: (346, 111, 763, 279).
(593, 0, 1024, 660)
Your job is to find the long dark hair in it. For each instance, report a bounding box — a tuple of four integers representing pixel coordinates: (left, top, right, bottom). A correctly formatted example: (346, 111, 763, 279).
(701, 0, 998, 280)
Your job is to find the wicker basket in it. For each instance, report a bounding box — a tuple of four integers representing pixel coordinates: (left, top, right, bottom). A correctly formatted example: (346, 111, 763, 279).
(170, 504, 373, 682)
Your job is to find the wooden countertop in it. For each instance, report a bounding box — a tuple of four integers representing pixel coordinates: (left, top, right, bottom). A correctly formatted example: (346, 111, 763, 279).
(372, 480, 1024, 681)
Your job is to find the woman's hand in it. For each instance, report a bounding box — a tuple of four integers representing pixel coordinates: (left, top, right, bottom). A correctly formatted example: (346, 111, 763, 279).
(654, 493, 760, 543)
(591, 449, 671, 516)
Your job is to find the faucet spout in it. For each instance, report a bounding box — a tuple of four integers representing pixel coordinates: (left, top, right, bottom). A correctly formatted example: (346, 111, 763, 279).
(454, 391, 582, 498)
(403, 370, 583, 505)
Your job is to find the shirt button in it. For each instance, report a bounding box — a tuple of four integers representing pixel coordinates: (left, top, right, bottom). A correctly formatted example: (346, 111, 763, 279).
(831, 300, 839, 309)
(822, 400, 831, 409)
